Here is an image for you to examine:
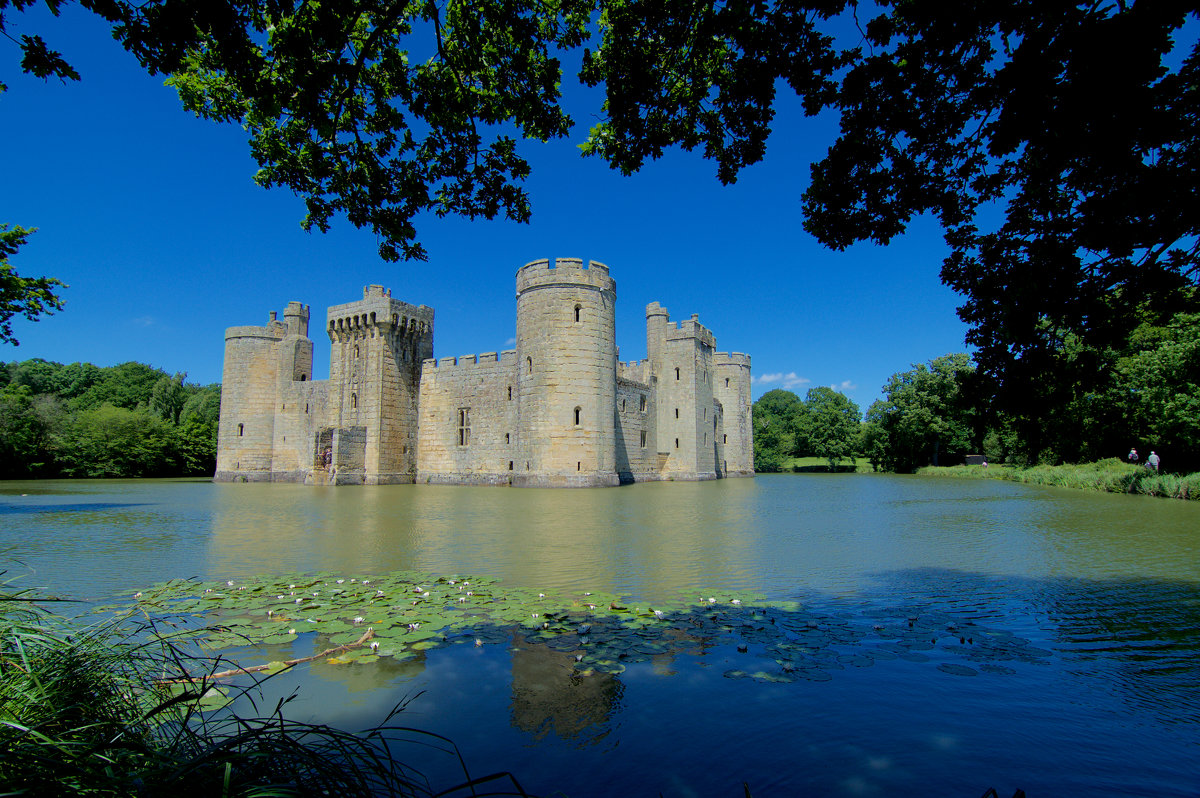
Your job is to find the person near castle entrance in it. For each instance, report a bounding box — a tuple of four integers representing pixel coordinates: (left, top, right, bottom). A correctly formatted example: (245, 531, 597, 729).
(1128, 448, 1138, 463)
(1147, 451, 1160, 472)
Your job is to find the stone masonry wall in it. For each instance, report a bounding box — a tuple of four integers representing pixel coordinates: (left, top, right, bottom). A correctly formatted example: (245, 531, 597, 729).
(417, 351, 519, 485)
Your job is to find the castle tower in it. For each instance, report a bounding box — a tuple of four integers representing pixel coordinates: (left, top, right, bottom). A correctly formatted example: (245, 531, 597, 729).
(514, 258, 619, 487)
(215, 311, 289, 481)
(326, 286, 433, 484)
(646, 303, 718, 480)
(714, 353, 754, 476)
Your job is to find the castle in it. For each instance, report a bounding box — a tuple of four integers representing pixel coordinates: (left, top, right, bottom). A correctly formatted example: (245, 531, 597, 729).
(214, 258, 753, 487)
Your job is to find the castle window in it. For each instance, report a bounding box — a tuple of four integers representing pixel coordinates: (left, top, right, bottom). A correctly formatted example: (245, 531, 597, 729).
(354, 344, 360, 358)
(305, 404, 309, 413)
(509, 461, 514, 470)
(640, 430, 647, 448)
(351, 393, 358, 409)
(639, 395, 646, 412)
(725, 377, 730, 388)
(675, 437, 679, 449)
(505, 433, 510, 444)
(723, 434, 727, 444)
(574, 406, 582, 426)
(574, 303, 582, 323)
(508, 386, 512, 400)
(675, 367, 680, 380)
(621, 398, 626, 413)
(704, 432, 708, 444)
(704, 408, 707, 419)
(675, 408, 679, 419)
(237, 423, 244, 437)
(527, 356, 533, 374)
(577, 461, 581, 471)
(457, 408, 471, 446)
(300, 374, 307, 381)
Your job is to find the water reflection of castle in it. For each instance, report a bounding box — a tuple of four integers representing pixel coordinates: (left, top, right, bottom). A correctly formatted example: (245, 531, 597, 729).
(509, 640, 621, 740)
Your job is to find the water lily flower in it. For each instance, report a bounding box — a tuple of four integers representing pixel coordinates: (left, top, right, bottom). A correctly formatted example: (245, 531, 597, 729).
(289, 584, 296, 588)
(295, 598, 303, 604)
(731, 599, 742, 605)
(288, 628, 296, 634)
(467, 591, 474, 596)
(653, 609, 665, 618)
(133, 592, 142, 598)
(370, 642, 380, 652)
(475, 638, 483, 647)
(226, 581, 234, 586)
(538, 593, 545, 598)
(363, 579, 370, 584)
(337, 579, 345, 584)
(458, 596, 467, 603)
(353, 616, 365, 624)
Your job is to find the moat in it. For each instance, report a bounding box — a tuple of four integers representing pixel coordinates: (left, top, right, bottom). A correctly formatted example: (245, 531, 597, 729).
(2, 475, 1198, 797)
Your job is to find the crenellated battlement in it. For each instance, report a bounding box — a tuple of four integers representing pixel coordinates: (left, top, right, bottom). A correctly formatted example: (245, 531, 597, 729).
(326, 290, 433, 343)
(421, 351, 514, 372)
(516, 257, 614, 294)
(715, 352, 752, 368)
(665, 313, 717, 348)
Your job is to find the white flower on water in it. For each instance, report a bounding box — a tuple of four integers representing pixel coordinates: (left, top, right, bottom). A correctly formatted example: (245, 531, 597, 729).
(289, 584, 296, 589)
(133, 592, 142, 598)
(538, 593, 545, 598)
(277, 595, 285, 599)
(532, 613, 540, 618)
(363, 580, 370, 584)
(475, 638, 483, 647)
(731, 599, 742, 605)
(288, 628, 296, 634)
(337, 579, 345, 584)
(226, 581, 234, 587)
(458, 596, 467, 603)
(653, 609, 665, 618)
(708, 597, 717, 604)
(370, 642, 380, 652)
(353, 616, 365, 624)
(376, 590, 385, 596)
(295, 598, 303, 604)
(467, 591, 474, 596)
(449, 580, 457, 585)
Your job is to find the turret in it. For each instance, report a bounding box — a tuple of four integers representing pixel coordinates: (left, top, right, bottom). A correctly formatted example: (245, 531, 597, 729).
(514, 258, 619, 487)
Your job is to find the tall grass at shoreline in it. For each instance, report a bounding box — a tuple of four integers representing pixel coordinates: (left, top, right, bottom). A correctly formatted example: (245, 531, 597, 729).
(917, 458, 1200, 500)
(0, 582, 530, 797)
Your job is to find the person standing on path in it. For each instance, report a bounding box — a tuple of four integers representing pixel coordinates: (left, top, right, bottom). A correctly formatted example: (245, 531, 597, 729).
(1128, 448, 1139, 463)
(1147, 451, 1160, 472)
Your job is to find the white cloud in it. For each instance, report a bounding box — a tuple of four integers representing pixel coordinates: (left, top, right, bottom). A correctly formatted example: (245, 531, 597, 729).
(831, 380, 858, 392)
(504, 337, 516, 347)
(754, 372, 810, 390)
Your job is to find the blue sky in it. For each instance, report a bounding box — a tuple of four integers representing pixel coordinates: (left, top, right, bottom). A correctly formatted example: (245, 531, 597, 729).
(1, 3, 971, 408)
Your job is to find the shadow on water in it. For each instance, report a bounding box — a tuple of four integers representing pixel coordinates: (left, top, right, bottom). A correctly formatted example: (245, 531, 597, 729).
(0, 502, 151, 515)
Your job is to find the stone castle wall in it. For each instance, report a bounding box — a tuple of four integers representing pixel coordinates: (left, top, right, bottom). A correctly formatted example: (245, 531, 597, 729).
(416, 351, 519, 485)
(215, 258, 752, 487)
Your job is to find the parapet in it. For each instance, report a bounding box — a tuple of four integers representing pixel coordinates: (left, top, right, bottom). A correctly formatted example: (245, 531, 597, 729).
(715, 352, 752, 368)
(646, 301, 670, 319)
(516, 257, 615, 295)
(327, 288, 433, 341)
(422, 352, 510, 372)
(665, 313, 717, 348)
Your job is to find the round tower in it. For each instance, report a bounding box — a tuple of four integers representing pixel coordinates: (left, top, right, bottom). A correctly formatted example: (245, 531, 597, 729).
(214, 313, 286, 481)
(514, 257, 619, 487)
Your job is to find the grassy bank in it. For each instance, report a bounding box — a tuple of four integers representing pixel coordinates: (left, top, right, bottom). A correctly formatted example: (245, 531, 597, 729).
(0, 583, 527, 797)
(917, 458, 1200, 500)
(778, 456, 871, 473)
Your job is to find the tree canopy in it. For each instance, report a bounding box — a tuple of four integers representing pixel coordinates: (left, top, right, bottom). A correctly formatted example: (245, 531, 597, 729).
(0, 225, 64, 345)
(4, 1, 1197, 451)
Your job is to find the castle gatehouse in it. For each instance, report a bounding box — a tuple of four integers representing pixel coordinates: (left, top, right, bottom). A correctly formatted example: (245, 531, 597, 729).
(215, 258, 753, 486)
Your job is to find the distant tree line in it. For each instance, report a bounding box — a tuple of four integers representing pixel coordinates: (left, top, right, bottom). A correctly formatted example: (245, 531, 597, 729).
(756, 311, 1199, 475)
(0, 359, 220, 479)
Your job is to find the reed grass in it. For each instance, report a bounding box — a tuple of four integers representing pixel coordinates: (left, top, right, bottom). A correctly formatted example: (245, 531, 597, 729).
(0, 579, 531, 797)
(917, 459, 1200, 500)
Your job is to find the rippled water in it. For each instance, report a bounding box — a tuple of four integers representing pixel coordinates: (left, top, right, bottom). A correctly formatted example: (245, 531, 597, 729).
(2, 475, 1198, 797)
